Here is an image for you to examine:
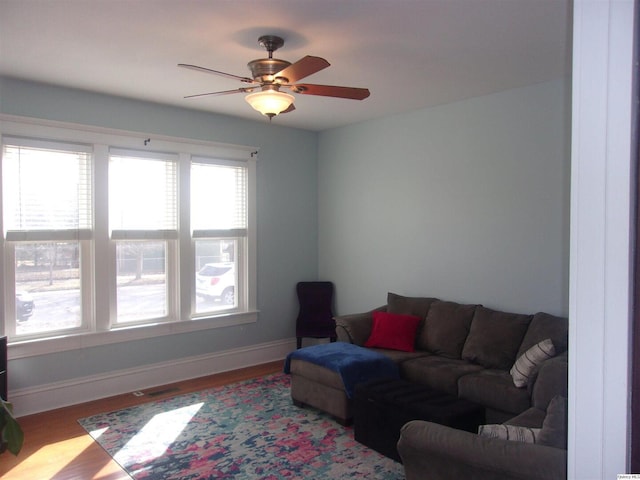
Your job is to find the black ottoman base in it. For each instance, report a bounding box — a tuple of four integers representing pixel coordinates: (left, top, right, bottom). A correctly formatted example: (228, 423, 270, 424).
(354, 378, 485, 462)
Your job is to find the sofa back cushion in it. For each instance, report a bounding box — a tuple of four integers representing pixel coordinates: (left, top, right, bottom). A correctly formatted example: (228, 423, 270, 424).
(387, 292, 439, 319)
(461, 306, 532, 370)
(416, 300, 477, 358)
(517, 312, 569, 359)
(531, 353, 568, 410)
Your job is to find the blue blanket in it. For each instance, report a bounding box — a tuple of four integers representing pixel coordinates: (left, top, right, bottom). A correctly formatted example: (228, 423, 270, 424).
(284, 342, 399, 398)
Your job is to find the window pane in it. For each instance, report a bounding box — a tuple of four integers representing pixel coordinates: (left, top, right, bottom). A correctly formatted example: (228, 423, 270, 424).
(15, 242, 82, 336)
(116, 241, 167, 323)
(3, 143, 92, 233)
(109, 153, 177, 232)
(191, 162, 247, 231)
(195, 239, 237, 314)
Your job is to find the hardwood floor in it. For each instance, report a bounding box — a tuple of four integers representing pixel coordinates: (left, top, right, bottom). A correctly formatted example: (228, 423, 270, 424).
(0, 361, 284, 480)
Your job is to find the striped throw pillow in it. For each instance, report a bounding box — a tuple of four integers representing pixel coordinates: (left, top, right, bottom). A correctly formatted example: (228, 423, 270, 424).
(478, 424, 541, 444)
(510, 338, 556, 387)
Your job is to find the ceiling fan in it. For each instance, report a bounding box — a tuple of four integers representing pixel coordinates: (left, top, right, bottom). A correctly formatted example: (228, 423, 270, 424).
(178, 35, 370, 119)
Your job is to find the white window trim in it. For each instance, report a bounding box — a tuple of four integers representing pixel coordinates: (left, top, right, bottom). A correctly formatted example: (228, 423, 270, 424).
(0, 114, 259, 360)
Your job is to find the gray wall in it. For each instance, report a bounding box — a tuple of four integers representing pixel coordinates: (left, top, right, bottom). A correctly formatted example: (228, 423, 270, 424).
(0, 77, 319, 389)
(0, 76, 570, 393)
(318, 79, 570, 317)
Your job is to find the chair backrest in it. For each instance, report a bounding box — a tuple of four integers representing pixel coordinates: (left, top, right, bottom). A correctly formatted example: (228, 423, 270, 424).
(296, 281, 334, 326)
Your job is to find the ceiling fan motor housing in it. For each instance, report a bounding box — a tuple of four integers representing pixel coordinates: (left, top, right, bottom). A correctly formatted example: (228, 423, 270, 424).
(247, 58, 292, 84)
(248, 35, 292, 85)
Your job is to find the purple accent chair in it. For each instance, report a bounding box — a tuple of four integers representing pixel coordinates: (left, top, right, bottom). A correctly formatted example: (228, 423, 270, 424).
(295, 281, 337, 349)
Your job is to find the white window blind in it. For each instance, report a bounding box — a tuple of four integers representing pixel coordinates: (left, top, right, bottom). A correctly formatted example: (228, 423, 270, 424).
(2, 137, 93, 241)
(109, 149, 178, 239)
(191, 159, 247, 238)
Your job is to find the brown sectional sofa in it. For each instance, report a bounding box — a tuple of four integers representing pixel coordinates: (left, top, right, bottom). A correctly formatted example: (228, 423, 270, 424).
(335, 293, 568, 422)
(335, 292, 568, 479)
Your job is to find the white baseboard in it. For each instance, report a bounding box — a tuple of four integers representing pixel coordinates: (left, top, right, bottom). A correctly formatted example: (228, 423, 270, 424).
(9, 338, 296, 417)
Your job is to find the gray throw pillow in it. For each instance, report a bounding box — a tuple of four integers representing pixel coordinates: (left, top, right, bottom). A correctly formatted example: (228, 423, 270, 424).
(478, 424, 541, 443)
(510, 338, 556, 387)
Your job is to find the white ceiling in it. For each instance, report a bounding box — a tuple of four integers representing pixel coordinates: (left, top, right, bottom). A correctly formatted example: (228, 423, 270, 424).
(0, 0, 571, 132)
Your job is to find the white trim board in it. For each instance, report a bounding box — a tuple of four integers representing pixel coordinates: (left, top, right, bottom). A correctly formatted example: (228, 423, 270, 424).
(9, 338, 295, 417)
(569, 0, 635, 476)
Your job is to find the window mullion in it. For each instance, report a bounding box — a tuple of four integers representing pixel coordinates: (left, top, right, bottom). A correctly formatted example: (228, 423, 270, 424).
(179, 153, 191, 321)
(93, 144, 111, 331)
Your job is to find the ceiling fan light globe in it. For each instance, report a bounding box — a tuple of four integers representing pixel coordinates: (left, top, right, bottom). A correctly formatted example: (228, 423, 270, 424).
(245, 90, 294, 117)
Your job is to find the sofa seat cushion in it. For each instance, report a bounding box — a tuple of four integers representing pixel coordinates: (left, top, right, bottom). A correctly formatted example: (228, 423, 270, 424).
(462, 306, 532, 370)
(416, 300, 478, 358)
(400, 356, 484, 396)
(371, 348, 431, 364)
(458, 369, 531, 415)
(507, 406, 546, 429)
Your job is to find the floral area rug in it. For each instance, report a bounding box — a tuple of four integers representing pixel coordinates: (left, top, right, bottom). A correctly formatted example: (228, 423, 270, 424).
(78, 373, 404, 479)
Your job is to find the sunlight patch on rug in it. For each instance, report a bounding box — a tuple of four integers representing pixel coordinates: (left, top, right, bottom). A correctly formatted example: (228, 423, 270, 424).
(78, 373, 404, 480)
(115, 402, 203, 465)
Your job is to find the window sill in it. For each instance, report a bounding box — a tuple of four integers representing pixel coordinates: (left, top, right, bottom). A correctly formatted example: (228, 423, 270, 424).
(7, 310, 259, 360)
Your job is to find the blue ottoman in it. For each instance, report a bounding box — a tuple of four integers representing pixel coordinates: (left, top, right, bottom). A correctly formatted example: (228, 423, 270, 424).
(284, 342, 399, 425)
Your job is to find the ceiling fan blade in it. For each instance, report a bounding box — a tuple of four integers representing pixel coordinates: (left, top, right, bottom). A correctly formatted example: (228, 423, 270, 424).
(291, 84, 370, 100)
(274, 56, 330, 83)
(280, 103, 296, 114)
(178, 63, 255, 84)
(184, 87, 254, 99)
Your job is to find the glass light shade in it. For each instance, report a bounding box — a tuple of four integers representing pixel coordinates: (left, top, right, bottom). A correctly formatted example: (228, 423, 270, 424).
(245, 90, 294, 116)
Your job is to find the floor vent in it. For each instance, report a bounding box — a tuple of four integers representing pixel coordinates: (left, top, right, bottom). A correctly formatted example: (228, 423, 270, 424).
(146, 387, 180, 397)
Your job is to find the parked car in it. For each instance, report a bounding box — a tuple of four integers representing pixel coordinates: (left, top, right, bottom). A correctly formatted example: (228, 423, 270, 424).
(16, 291, 34, 321)
(196, 263, 235, 305)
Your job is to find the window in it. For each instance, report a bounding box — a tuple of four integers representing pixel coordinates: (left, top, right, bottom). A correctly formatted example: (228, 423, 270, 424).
(109, 150, 178, 324)
(0, 116, 257, 355)
(2, 138, 93, 339)
(191, 160, 247, 316)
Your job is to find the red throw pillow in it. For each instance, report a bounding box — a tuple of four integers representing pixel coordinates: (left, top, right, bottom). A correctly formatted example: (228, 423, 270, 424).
(364, 311, 421, 352)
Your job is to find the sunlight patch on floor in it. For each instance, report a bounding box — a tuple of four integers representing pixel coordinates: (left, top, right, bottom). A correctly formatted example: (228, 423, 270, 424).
(0, 434, 95, 480)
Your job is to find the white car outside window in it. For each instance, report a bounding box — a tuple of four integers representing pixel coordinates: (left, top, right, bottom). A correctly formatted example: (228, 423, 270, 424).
(196, 263, 235, 305)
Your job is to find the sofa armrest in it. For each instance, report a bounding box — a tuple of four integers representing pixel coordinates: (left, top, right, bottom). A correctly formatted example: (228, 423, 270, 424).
(334, 306, 386, 345)
(398, 420, 567, 480)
